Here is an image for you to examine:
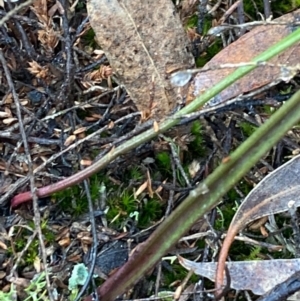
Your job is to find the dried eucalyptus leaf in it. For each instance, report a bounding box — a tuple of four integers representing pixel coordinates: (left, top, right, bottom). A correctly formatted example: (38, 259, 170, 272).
(179, 256, 300, 295)
(187, 9, 300, 106)
(87, 0, 195, 119)
(215, 154, 300, 292)
(232, 154, 300, 230)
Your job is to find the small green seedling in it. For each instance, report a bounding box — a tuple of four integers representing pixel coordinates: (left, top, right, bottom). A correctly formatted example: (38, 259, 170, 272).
(162, 256, 177, 265)
(129, 211, 139, 222)
(24, 272, 48, 301)
(0, 283, 17, 301)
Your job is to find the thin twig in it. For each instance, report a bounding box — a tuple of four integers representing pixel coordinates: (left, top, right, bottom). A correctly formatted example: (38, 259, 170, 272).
(0, 132, 61, 145)
(0, 111, 141, 206)
(0, 50, 54, 301)
(57, 0, 74, 106)
(74, 162, 98, 301)
(7, 230, 37, 279)
(165, 156, 176, 216)
(0, 0, 34, 27)
(162, 135, 191, 187)
(263, 0, 272, 19)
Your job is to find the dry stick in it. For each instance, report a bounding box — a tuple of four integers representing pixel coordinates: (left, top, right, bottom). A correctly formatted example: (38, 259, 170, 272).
(40, 88, 118, 121)
(263, 0, 272, 19)
(0, 50, 54, 301)
(7, 230, 38, 279)
(154, 262, 162, 297)
(0, 131, 60, 144)
(207, 0, 222, 15)
(58, 0, 74, 103)
(0, 10, 39, 26)
(5, 0, 36, 58)
(74, 166, 98, 301)
(0, 111, 141, 206)
(208, 21, 300, 36)
(0, 0, 34, 27)
(64, 103, 98, 301)
(165, 156, 176, 217)
(9, 100, 233, 207)
(7, 83, 294, 206)
(163, 134, 191, 187)
(218, 0, 241, 24)
(7, 67, 283, 207)
(237, 0, 246, 36)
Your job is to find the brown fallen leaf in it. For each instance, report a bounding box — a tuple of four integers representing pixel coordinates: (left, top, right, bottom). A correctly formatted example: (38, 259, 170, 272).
(187, 9, 300, 106)
(216, 154, 300, 295)
(87, 0, 195, 119)
(179, 256, 300, 296)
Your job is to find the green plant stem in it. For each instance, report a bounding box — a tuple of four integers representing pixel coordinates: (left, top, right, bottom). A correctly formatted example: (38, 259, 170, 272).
(11, 27, 300, 207)
(87, 80, 300, 301)
(81, 30, 300, 301)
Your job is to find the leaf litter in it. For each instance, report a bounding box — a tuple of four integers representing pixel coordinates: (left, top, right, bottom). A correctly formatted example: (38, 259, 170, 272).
(179, 256, 300, 295)
(1, 1, 300, 301)
(214, 154, 300, 295)
(187, 9, 300, 106)
(179, 151, 300, 298)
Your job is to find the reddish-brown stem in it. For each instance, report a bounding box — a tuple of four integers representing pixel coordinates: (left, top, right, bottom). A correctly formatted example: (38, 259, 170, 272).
(11, 191, 34, 207)
(11, 148, 119, 207)
(215, 225, 239, 297)
(10, 120, 171, 207)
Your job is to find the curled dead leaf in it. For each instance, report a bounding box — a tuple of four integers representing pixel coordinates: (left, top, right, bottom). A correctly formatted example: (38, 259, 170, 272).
(188, 160, 200, 178)
(216, 153, 300, 294)
(58, 237, 71, 248)
(0, 240, 7, 250)
(0, 111, 9, 118)
(64, 135, 76, 146)
(153, 121, 159, 133)
(187, 9, 300, 106)
(80, 159, 92, 166)
(3, 117, 17, 125)
(73, 127, 86, 135)
(34, 256, 41, 273)
(107, 121, 114, 129)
